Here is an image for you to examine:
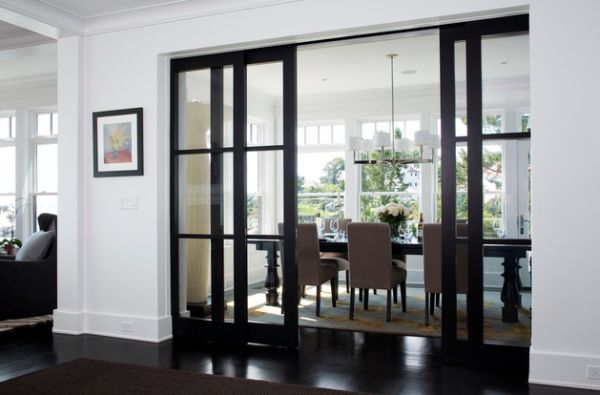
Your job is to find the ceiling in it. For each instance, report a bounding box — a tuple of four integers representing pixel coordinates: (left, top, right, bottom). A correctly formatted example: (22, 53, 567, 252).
(0, 21, 54, 51)
(38, 0, 214, 18)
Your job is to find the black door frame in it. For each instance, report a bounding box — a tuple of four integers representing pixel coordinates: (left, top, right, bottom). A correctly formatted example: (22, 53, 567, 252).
(170, 45, 298, 347)
(440, 15, 531, 369)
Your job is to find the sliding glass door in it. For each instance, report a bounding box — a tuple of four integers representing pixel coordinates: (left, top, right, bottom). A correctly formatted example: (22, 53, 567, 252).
(440, 15, 531, 369)
(170, 46, 298, 347)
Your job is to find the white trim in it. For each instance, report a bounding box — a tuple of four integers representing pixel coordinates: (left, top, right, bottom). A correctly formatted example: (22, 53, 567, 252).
(530, 349, 600, 391)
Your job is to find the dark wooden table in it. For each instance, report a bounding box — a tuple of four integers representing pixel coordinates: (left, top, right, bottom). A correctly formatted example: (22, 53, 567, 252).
(318, 238, 530, 323)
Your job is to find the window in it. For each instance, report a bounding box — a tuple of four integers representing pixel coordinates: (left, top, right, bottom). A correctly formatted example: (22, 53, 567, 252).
(297, 123, 345, 222)
(359, 120, 421, 229)
(32, 111, 59, 229)
(0, 115, 16, 238)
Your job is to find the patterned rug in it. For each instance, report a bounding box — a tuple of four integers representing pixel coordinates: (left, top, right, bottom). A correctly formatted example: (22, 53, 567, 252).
(0, 315, 53, 335)
(244, 285, 531, 346)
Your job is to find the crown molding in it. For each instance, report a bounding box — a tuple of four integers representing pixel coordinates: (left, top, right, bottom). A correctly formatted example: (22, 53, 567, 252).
(82, 0, 306, 36)
(0, 0, 82, 37)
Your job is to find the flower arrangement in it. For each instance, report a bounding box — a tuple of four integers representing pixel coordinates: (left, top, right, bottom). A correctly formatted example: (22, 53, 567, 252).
(374, 202, 412, 238)
(108, 128, 131, 152)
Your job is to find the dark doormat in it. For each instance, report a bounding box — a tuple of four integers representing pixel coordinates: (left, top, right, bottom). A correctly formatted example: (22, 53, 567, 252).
(0, 358, 368, 394)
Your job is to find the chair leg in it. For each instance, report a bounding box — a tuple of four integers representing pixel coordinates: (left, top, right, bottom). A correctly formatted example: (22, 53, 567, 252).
(429, 292, 435, 316)
(316, 284, 321, 317)
(302, 285, 306, 298)
(425, 291, 430, 325)
(400, 281, 407, 313)
(393, 286, 398, 304)
(364, 289, 369, 311)
(436, 293, 441, 308)
(386, 289, 392, 322)
(345, 270, 350, 293)
(330, 278, 337, 308)
(349, 287, 355, 320)
(373, 289, 377, 295)
(358, 288, 363, 302)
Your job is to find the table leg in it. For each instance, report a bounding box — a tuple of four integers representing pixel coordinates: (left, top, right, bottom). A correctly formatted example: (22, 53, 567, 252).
(262, 242, 280, 306)
(501, 255, 520, 323)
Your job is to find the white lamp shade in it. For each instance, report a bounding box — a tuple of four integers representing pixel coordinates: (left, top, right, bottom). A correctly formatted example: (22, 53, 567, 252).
(361, 139, 374, 152)
(347, 136, 362, 151)
(374, 132, 392, 147)
(414, 130, 431, 146)
(395, 137, 412, 152)
(429, 133, 441, 149)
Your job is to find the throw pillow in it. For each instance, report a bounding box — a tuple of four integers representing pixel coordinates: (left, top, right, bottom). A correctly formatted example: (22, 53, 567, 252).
(15, 231, 55, 261)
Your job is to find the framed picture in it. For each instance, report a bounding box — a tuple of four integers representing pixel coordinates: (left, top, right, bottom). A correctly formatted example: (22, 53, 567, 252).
(93, 107, 143, 177)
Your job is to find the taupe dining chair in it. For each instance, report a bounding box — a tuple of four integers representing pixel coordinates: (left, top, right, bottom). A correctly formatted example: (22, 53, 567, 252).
(347, 223, 407, 322)
(298, 223, 339, 316)
(422, 223, 469, 325)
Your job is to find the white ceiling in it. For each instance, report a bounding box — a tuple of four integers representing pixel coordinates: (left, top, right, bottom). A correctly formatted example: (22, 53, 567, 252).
(0, 42, 57, 83)
(0, 21, 54, 50)
(37, 0, 183, 18)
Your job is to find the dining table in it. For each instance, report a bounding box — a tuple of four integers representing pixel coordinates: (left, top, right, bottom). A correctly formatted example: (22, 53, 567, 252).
(255, 236, 530, 323)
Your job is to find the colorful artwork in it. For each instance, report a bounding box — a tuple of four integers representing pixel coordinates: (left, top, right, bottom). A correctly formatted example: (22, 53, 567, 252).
(93, 108, 143, 177)
(103, 122, 132, 164)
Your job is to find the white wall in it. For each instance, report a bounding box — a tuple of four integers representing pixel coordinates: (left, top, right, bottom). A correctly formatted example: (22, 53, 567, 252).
(36, 0, 599, 390)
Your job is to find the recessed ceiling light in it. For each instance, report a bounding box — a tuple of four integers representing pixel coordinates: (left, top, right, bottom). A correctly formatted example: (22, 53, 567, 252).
(401, 70, 417, 75)
(321, 78, 328, 82)
(500, 61, 509, 65)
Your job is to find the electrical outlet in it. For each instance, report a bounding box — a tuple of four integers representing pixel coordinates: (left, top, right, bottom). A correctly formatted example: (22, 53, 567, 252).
(121, 321, 134, 333)
(587, 366, 600, 380)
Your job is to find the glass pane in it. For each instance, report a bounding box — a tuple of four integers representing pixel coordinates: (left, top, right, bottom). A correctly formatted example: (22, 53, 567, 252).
(179, 238, 234, 323)
(456, 144, 468, 227)
(0, 146, 15, 193)
(51, 113, 58, 135)
(297, 127, 305, 145)
(332, 124, 345, 144)
(247, 238, 283, 325)
(361, 123, 375, 140)
(482, 143, 503, 238)
(247, 150, 283, 235)
(37, 113, 51, 136)
(305, 126, 318, 145)
(482, 34, 530, 134)
(36, 144, 58, 193)
(34, 195, 58, 230)
(319, 125, 332, 144)
(455, 41, 467, 137)
(0, 195, 15, 238)
(297, 151, 345, 221)
(0, 117, 10, 139)
(179, 68, 207, 149)
(247, 61, 283, 146)
(178, 153, 234, 235)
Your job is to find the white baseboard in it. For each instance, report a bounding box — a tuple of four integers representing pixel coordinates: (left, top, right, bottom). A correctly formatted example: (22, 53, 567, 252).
(51, 310, 173, 343)
(52, 309, 84, 334)
(530, 348, 600, 390)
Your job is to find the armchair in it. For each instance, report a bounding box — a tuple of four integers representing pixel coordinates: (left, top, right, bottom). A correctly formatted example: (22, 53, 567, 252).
(0, 213, 57, 320)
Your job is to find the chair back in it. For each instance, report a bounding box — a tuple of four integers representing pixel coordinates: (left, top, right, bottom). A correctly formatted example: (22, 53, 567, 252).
(347, 223, 394, 289)
(423, 223, 468, 294)
(297, 223, 323, 285)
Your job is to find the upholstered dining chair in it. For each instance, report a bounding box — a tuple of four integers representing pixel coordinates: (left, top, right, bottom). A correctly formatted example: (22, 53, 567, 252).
(422, 223, 468, 325)
(298, 223, 339, 316)
(347, 223, 407, 322)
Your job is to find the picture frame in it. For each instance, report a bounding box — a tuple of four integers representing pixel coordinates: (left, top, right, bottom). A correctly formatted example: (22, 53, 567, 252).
(93, 107, 143, 177)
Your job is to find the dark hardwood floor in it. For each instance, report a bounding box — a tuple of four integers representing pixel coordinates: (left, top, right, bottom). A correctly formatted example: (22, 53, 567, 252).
(0, 324, 593, 394)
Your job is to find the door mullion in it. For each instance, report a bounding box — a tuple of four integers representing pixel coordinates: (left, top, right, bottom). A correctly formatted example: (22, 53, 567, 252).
(466, 28, 484, 346)
(233, 56, 248, 333)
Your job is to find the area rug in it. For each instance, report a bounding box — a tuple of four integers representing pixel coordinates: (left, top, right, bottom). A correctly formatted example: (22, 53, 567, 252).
(0, 358, 367, 395)
(0, 315, 52, 335)
(243, 285, 531, 346)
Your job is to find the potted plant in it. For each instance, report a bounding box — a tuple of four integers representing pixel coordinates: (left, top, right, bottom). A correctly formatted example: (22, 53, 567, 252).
(0, 238, 22, 256)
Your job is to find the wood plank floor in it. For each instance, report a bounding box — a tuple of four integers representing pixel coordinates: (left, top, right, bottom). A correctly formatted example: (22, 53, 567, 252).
(0, 325, 594, 394)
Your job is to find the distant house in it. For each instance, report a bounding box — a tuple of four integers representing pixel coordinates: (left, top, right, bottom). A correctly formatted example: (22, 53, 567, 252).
(402, 166, 420, 189)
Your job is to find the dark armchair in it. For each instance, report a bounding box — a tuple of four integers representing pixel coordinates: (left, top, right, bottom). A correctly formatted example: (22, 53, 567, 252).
(0, 213, 57, 320)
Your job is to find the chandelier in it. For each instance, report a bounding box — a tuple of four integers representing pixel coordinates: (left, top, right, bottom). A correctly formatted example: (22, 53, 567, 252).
(347, 54, 439, 166)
